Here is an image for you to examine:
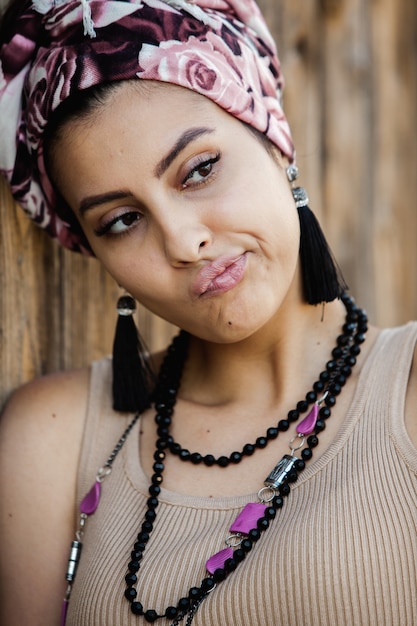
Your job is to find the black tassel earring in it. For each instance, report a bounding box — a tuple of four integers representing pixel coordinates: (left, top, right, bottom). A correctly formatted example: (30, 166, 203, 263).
(112, 294, 154, 413)
(287, 165, 348, 305)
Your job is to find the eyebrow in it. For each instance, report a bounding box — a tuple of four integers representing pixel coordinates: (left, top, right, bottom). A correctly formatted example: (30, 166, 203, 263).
(78, 126, 215, 215)
(78, 190, 132, 216)
(155, 126, 215, 178)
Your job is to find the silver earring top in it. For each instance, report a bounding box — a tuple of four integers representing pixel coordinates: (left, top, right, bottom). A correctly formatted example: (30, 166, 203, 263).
(286, 164, 299, 183)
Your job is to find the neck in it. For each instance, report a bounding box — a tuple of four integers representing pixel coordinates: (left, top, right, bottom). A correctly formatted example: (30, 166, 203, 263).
(180, 298, 348, 411)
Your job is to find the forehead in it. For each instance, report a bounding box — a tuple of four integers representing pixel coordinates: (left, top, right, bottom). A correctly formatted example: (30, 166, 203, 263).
(56, 80, 242, 164)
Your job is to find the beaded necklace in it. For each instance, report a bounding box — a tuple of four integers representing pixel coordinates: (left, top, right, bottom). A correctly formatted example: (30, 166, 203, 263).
(61, 293, 367, 626)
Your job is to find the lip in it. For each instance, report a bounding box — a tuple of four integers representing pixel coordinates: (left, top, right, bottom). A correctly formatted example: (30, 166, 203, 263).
(192, 253, 248, 297)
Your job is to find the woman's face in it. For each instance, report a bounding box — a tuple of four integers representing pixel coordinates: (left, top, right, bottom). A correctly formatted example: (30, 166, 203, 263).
(53, 81, 301, 342)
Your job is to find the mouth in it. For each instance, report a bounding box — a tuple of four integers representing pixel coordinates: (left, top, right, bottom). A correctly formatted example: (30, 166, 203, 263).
(192, 253, 248, 297)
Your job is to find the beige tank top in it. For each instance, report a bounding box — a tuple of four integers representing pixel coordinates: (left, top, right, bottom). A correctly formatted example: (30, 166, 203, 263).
(67, 323, 417, 626)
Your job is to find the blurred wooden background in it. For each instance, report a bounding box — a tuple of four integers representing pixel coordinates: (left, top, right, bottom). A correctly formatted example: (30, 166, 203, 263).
(0, 0, 416, 409)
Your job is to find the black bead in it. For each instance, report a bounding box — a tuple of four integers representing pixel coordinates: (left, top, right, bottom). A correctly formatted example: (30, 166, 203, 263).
(147, 497, 159, 510)
(189, 587, 201, 600)
(319, 370, 330, 382)
(153, 462, 164, 473)
(124, 587, 137, 602)
(287, 470, 298, 483)
(155, 413, 171, 426)
(190, 453, 203, 464)
(233, 548, 246, 563)
(331, 346, 343, 359)
(179, 449, 191, 461)
(148, 485, 161, 497)
(224, 557, 237, 572)
(144, 609, 159, 622)
(178, 597, 190, 611)
(213, 568, 227, 582)
(201, 577, 216, 592)
(335, 374, 347, 387)
(165, 606, 178, 619)
(203, 454, 216, 466)
(127, 560, 140, 573)
(145, 510, 157, 523)
(315, 419, 326, 432)
(151, 474, 163, 485)
(294, 459, 305, 472)
(278, 419, 290, 431)
(297, 400, 308, 413)
(230, 451, 242, 463)
(142, 520, 153, 533)
(337, 333, 350, 347)
(242, 443, 255, 456)
(217, 456, 230, 467)
(265, 506, 276, 519)
(137, 532, 150, 543)
(241, 538, 253, 552)
(325, 395, 336, 408)
(131, 550, 143, 561)
(169, 443, 181, 455)
(153, 450, 166, 461)
(301, 448, 313, 461)
(355, 332, 366, 344)
(257, 517, 269, 531)
(255, 436, 268, 449)
(279, 483, 291, 496)
(319, 406, 331, 420)
(307, 435, 319, 448)
(287, 409, 299, 422)
(341, 365, 352, 377)
(266, 427, 279, 439)
(125, 573, 137, 586)
(131, 602, 144, 615)
(249, 528, 261, 542)
(344, 355, 357, 367)
(329, 383, 342, 396)
(306, 391, 317, 404)
(313, 380, 325, 393)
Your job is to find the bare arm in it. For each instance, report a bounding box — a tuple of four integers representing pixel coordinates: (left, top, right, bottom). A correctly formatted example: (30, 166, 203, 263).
(0, 368, 89, 626)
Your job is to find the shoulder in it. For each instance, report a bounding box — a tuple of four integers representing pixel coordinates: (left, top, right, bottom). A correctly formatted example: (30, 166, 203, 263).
(0, 366, 90, 457)
(0, 367, 90, 625)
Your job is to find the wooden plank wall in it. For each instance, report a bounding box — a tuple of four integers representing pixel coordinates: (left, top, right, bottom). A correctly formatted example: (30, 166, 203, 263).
(0, 0, 416, 409)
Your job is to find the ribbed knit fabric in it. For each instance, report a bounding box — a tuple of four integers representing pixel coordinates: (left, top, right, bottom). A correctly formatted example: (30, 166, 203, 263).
(67, 323, 417, 626)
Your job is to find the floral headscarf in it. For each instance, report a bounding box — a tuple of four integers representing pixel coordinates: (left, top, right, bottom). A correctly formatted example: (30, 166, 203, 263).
(0, 0, 294, 253)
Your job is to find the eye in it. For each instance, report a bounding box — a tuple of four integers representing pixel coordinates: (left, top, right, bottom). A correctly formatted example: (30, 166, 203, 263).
(181, 152, 221, 189)
(94, 210, 142, 237)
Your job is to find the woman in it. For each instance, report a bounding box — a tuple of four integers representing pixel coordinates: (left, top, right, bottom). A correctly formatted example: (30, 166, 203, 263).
(0, 1, 416, 625)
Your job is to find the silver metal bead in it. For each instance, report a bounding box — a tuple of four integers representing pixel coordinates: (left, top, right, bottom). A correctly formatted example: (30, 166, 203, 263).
(66, 540, 83, 582)
(291, 186, 309, 208)
(264, 454, 298, 489)
(286, 164, 299, 183)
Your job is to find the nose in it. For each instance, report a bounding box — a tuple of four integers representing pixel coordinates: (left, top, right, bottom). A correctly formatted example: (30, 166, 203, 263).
(156, 209, 213, 266)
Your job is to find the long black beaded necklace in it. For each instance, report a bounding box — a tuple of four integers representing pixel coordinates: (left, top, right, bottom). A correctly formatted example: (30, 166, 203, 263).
(62, 293, 367, 626)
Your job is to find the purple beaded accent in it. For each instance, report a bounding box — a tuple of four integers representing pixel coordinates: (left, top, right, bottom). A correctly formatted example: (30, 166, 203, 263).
(60, 599, 68, 626)
(229, 502, 267, 534)
(296, 403, 319, 436)
(206, 547, 234, 574)
(80, 481, 101, 515)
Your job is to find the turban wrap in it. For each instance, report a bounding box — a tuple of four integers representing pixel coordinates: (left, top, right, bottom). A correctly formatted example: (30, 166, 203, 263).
(0, 0, 294, 252)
